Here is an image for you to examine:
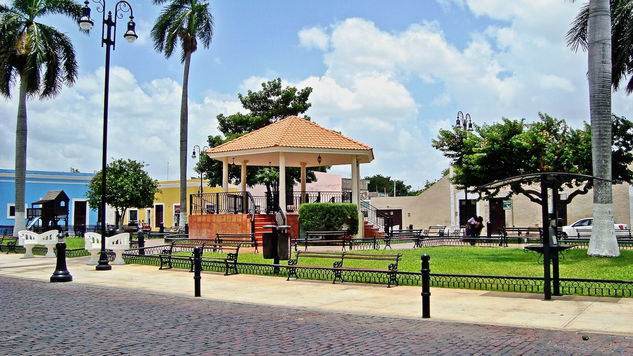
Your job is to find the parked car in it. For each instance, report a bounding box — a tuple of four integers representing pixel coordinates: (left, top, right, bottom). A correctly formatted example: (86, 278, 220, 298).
(561, 218, 629, 238)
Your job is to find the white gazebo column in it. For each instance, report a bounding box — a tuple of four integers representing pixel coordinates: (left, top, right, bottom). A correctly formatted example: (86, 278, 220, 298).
(222, 157, 229, 193)
(279, 152, 286, 214)
(241, 160, 248, 214)
(300, 162, 307, 204)
(351, 157, 363, 237)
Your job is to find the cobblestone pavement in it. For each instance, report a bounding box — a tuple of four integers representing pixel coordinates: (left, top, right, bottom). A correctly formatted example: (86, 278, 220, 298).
(1, 276, 632, 355)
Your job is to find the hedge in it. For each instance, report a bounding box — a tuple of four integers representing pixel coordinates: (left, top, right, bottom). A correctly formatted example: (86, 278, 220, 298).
(298, 203, 359, 235)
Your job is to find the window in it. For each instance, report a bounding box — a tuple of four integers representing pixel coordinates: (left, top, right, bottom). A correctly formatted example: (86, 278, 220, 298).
(7, 204, 15, 219)
(128, 209, 138, 223)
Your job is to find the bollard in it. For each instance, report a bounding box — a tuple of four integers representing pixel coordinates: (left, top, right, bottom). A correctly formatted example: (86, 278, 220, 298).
(193, 247, 202, 297)
(421, 254, 430, 318)
(50, 239, 72, 283)
(137, 231, 145, 256)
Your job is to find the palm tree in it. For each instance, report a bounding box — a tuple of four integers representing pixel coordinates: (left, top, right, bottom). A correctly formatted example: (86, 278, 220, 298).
(0, 0, 83, 236)
(568, 0, 633, 93)
(568, 0, 620, 257)
(151, 0, 213, 230)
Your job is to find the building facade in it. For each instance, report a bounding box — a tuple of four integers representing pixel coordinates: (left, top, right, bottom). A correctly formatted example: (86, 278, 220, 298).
(0, 169, 98, 232)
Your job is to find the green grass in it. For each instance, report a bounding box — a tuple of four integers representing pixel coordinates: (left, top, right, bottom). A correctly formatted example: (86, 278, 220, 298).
(65, 237, 84, 250)
(228, 247, 633, 281)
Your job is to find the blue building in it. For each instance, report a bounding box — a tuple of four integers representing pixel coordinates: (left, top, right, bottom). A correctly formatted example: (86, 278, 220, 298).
(0, 169, 98, 233)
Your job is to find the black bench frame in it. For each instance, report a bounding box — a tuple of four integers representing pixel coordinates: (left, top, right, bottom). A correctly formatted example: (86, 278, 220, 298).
(215, 232, 258, 253)
(287, 251, 402, 287)
(292, 230, 350, 251)
(159, 239, 240, 275)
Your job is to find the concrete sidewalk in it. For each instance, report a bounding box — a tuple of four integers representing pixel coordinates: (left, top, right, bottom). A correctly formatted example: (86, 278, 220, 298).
(1, 252, 631, 337)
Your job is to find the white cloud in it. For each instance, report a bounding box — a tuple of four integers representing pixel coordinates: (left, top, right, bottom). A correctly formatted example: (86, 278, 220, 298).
(0, 66, 238, 180)
(298, 27, 329, 51)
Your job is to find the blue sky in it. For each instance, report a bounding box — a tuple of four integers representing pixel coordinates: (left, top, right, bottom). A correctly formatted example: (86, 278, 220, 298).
(2, 0, 633, 191)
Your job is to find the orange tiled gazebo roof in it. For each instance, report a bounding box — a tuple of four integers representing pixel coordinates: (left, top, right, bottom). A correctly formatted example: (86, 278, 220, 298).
(206, 116, 374, 167)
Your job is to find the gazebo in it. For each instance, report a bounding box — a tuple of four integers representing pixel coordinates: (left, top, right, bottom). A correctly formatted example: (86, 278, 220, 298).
(201, 115, 374, 237)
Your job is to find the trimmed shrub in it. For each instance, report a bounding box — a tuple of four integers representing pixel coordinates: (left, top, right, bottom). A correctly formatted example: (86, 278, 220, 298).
(298, 203, 359, 235)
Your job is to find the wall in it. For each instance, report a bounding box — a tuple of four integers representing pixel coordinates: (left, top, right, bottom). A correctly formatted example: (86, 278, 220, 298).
(0, 169, 98, 228)
(189, 214, 251, 239)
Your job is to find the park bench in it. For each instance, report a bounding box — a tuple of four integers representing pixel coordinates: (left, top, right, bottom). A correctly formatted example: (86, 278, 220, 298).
(423, 225, 446, 237)
(84, 232, 130, 265)
(387, 229, 424, 248)
(159, 239, 240, 275)
(287, 251, 402, 287)
(20, 230, 58, 258)
(501, 226, 542, 243)
(215, 232, 258, 253)
(292, 230, 350, 251)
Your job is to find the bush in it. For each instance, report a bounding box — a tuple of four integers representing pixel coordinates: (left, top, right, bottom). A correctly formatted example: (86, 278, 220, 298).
(298, 203, 358, 235)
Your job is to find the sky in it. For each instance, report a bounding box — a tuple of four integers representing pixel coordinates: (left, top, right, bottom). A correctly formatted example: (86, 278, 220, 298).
(2, 0, 633, 191)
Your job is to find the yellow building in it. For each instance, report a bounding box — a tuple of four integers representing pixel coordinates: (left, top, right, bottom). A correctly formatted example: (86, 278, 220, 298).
(124, 179, 233, 231)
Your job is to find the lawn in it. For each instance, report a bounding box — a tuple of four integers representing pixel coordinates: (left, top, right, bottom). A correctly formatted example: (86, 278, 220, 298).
(224, 246, 633, 281)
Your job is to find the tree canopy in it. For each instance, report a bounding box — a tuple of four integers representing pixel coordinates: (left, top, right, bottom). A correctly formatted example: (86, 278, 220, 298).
(86, 159, 159, 228)
(199, 78, 321, 190)
(432, 113, 633, 204)
(364, 174, 419, 196)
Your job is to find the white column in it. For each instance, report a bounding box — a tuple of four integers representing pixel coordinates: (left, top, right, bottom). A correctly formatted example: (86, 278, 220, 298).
(222, 157, 228, 193)
(449, 165, 456, 228)
(241, 160, 248, 192)
(300, 162, 307, 204)
(351, 157, 363, 237)
(279, 152, 286, 214)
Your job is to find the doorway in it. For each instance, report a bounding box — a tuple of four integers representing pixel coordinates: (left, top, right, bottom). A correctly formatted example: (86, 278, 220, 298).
(488, 198, 506, 234)
(73, 200, 87, 235)
(154, 204, 164, 228)
(459, 200, 476, 227)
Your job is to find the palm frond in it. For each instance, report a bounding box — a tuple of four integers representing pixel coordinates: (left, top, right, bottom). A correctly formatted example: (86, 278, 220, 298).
(567, 1, 590, 52)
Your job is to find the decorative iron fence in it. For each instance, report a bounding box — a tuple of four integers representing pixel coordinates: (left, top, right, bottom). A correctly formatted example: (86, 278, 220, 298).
(121, 248, 633, 298)
(190, 191, 256, 217)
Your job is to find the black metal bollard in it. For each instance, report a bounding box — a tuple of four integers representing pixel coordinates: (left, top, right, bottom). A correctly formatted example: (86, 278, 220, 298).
(193, 247, 202, 297)
(421, 254, 430, 318)
(50, 240, 72, 283)
(137, 231, 145, 256)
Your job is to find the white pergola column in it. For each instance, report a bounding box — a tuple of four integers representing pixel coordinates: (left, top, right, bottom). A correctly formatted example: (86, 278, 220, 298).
(279, 152, 286, 214)
(241, 160, 248, 214)
(222, 157, 229, 193)
(351, 157, 363, 237)
(241, 160, 248, 192)
(300, 162, 307, 204)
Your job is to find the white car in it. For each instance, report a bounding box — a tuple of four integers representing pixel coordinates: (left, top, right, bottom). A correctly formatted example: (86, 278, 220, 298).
(561, 218, 630, 238)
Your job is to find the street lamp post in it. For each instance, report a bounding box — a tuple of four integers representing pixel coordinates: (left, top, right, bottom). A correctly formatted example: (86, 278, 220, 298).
(79, 0, 138, 271)
(455, 111, 473, 226)
(192, 145, 209, 214)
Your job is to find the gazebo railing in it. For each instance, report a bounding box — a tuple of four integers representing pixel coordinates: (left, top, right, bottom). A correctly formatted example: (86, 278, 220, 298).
(190, 192, 256, 216)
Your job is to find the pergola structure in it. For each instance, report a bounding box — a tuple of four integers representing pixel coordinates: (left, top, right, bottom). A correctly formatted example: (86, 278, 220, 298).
(206, 116, 374, 236)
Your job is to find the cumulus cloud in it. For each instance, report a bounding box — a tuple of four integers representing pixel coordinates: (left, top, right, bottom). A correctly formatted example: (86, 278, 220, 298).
(298, 27, 329, 51)
(0, 66, 238, 180)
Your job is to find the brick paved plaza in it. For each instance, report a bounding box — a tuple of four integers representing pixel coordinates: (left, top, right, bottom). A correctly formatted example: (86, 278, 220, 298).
(1, 276, 631, 355)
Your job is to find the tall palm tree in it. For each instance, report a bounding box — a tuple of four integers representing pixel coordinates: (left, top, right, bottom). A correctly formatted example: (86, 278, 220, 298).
(0, 0, 83, 236)
(568, 0, 633, 93)
(151, 0, 213, 230)
(568, 0, 620, 257)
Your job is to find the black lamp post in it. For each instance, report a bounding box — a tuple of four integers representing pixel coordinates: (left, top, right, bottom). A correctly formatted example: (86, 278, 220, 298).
(79, 0, 138, 271)
(455, 111, 473, 225)
(192, 145, 209, 214)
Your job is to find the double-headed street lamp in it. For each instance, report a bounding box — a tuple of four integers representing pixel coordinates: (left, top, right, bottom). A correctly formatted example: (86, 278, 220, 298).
(79, 0, 138, 271)
(455, 111, 474, 225)
(192, 145, 209, 214)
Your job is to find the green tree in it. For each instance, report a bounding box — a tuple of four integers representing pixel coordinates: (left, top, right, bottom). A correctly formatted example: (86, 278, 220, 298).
(568, 0, 619, 256)
(86, 159, 159, 229)
(0, 0, 84, 236)
(364, 174, 414, 196)
(199, 78, 319, 193)
(432, 113, 633, 208)
(151, 0, 214, 230)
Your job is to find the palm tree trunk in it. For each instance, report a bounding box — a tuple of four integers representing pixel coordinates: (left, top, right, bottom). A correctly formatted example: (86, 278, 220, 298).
(179, 51, 192, 230)
(588, 0, 619, 257)
(13, 73, 28, 236)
